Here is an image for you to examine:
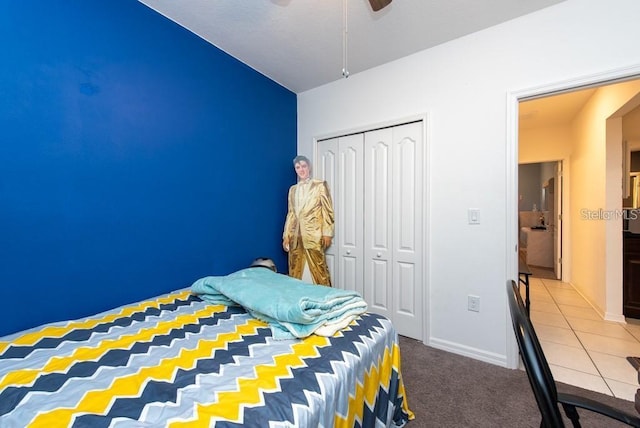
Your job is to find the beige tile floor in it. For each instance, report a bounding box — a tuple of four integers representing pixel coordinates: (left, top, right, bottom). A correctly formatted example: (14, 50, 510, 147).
(526, 276, 640, 402)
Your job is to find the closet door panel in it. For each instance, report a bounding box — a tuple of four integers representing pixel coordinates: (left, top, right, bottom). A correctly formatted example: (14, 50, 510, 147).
(397, 139, 417, 251)
(364, 128, 393, 318)
(316, 138, 339, 286)
(371, 259, 390, 309)
(371, 143, 390, 249)
(397, 262, 417, 314)
(337, 134, 364, 294)
(339, 143, 360, 248)
(391, 122, 423, 339)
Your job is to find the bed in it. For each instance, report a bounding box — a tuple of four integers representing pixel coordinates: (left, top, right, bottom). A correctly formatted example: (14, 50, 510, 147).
(0, 273, 413, 427)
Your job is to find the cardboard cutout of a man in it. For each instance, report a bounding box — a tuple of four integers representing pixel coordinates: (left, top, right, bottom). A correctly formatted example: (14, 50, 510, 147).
(282, 155, 334, 286)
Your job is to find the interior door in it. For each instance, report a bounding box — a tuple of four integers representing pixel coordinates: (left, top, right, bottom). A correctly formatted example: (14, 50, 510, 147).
(364, 128, 393, 319)
(316, 138, 338, 284)
(317, 135, 364, 293)
(364, 121, 424, 340)
(337, 134, 364, 294)
(390, 122, 423, 339)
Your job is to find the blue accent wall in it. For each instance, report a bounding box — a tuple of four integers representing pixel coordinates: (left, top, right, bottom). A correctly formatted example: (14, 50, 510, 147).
(0, 1, 297, 337)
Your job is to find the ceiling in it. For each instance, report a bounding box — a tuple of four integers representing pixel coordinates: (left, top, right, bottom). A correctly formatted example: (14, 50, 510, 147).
(519, 80, 640, 135)
(138, 0, 564, 93)
(519, 88, 598, 131)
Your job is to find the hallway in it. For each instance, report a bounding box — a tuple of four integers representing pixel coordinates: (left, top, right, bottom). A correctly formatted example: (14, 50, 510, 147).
(528, 276, 640, 401)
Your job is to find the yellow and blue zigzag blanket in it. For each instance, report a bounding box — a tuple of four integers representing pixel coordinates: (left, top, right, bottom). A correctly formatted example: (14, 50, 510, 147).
(0, 289, 413, 427)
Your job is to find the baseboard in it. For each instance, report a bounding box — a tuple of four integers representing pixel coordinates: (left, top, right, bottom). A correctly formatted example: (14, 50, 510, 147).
(605, 312, 627, 323)
(427, 337, 508, 368)
(567, 282, 627, 323)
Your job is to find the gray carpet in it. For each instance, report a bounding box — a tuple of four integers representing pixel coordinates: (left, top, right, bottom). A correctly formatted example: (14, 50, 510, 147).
(399, 336, 639, 427)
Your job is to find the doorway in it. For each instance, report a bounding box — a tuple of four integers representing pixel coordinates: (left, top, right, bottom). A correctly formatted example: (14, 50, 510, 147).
(517, 79, 640, 310)
(506, 68, 640, 370)
(518, 161, 562, 281)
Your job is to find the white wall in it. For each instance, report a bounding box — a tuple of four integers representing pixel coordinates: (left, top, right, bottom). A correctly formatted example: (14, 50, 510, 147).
(297, 0, 640, 366)
(520, 125, 573, 164)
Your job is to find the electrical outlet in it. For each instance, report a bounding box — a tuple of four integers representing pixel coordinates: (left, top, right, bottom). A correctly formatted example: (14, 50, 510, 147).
(468, 295, 480, 312)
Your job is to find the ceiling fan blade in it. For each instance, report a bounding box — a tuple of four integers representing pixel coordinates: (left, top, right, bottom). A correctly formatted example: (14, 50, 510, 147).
(369, 0, 392, 12)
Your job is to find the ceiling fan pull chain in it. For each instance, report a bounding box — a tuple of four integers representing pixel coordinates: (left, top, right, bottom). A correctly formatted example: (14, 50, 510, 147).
(342, 0, 349, 78)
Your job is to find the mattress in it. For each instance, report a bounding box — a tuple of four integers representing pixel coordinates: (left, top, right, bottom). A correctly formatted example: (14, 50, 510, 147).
(0, 289, 412, 427)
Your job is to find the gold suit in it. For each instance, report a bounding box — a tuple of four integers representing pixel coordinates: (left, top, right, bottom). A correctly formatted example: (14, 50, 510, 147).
(283, 179, 334, 286)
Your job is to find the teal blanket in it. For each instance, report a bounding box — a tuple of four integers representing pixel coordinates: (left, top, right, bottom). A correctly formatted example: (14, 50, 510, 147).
(191, 268, 368, 339)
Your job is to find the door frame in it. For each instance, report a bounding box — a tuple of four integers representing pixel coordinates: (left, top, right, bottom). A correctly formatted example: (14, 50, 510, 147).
(554, 161, 563, 280)
(506, 64, 640, 369)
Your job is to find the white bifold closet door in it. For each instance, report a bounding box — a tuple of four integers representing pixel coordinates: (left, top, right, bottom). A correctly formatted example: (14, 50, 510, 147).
(317, 133, 364, 296)
(316, 121, 423, 340)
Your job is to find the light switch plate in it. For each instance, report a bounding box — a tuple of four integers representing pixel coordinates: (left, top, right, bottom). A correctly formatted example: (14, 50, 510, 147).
(468, 208, 480, 225)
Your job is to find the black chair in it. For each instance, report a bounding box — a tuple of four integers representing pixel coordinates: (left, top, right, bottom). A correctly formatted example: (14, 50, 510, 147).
(506, 280, 640, 427)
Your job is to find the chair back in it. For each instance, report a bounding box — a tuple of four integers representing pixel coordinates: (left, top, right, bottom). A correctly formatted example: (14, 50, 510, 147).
(507, 280, 565, 427)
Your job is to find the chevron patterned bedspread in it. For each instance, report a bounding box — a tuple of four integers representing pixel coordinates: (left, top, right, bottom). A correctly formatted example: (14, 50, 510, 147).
(0, 289, 413, 427)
